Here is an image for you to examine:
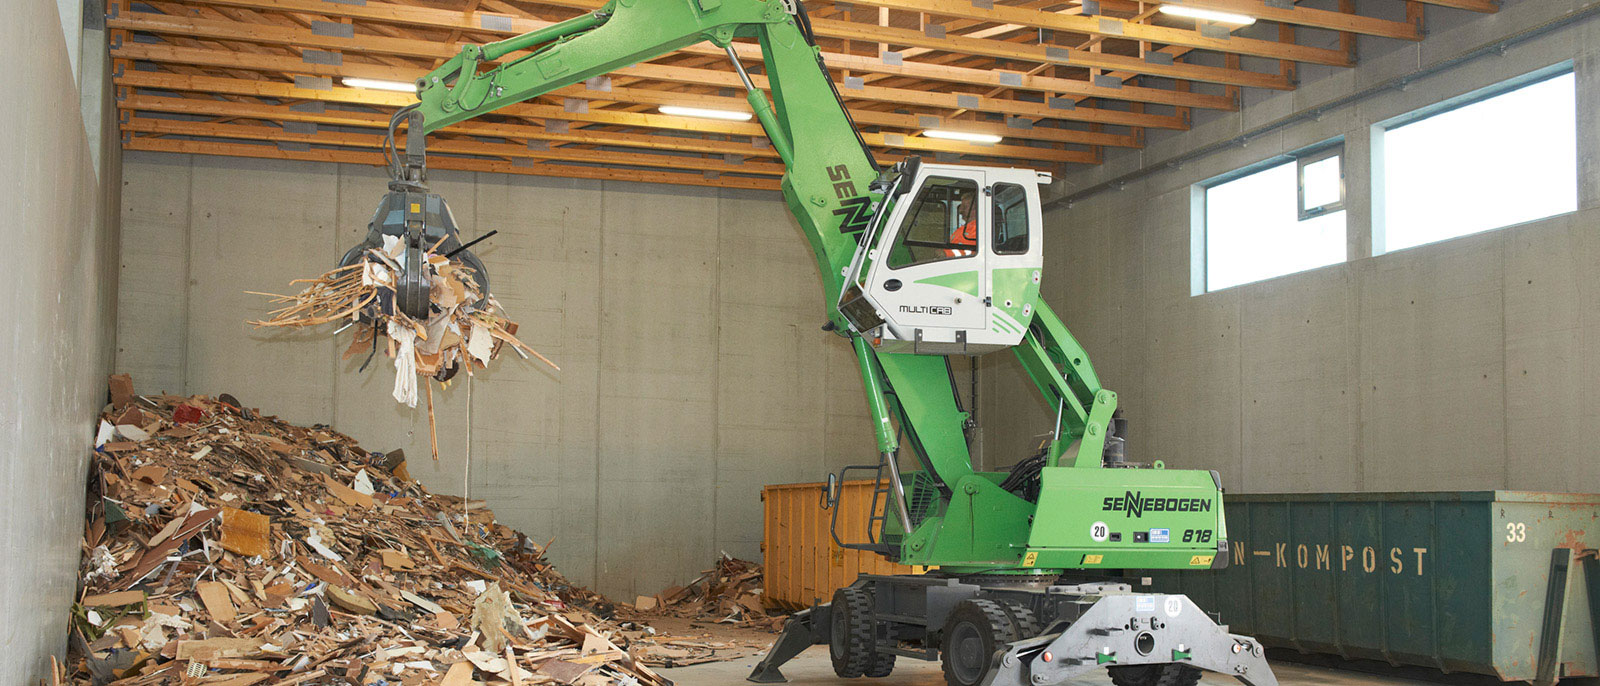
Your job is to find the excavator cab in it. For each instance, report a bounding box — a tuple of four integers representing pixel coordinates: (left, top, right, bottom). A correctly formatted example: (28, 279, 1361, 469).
(838, 158, 1049, 355)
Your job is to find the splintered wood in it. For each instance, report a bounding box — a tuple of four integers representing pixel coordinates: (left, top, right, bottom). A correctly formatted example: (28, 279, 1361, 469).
(629, 554, 783, 631)
(248, 238, 555, 460)
(70, 375, 763, 686)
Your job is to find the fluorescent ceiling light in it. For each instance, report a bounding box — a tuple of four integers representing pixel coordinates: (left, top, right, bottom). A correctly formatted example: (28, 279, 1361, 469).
(659, 105, 754, 121)
(922, 129, 1003, 144)
(342, 77, 418, 92)
(1159, 5, 1256, 25)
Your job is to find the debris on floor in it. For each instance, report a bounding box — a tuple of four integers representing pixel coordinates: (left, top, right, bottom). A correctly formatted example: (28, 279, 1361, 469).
(247, 237, 556, 459)
(626, 555, 783, 632)
(71, 375, 761, 685)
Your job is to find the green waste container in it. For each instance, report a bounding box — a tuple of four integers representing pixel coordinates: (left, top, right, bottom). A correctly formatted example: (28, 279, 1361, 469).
(1145, 491, 1600, 682)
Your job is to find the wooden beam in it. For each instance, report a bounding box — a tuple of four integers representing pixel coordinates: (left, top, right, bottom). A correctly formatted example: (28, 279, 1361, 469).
(112, 45, 1140, 146)
(806, 16, 1293, 89)
(113, 72, 1120, 160)
(524, 0, 1341, 66)
(123, 136, 783, 190)
(165, 0, 1291, 90)
(1408, 0, 1497, 11)
(734, 44, 1237, 111)
(120, 93, 1099, 164)
(111, 10, 1182, 128)
(793, 0, 1354, 66)
(123, 116, 790, 174)
(1156, 0, 1422, 40)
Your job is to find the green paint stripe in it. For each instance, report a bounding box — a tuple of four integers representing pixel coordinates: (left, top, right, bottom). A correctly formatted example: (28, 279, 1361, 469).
(913, 271, 980, 297)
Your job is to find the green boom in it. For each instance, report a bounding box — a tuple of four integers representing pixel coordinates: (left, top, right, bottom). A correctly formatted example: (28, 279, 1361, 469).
(406, 0, 1229, 575)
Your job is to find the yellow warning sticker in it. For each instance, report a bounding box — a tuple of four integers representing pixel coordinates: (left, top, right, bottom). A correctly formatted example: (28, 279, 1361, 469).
(1021, 552, 1038, 567)
(1189, 555, 1215, 566)
(410, 203, 422, 214)
(1082, 554, 1104, 565)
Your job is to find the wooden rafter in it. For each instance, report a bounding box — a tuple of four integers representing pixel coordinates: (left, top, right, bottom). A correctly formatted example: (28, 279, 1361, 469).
(106, 0, 1477, 190)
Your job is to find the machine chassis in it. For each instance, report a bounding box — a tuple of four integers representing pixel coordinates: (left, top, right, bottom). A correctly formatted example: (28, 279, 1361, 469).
(748, 573, 1277, 686)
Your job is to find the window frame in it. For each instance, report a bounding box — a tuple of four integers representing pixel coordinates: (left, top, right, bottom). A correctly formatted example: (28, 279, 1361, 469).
(991, 182, 1030, 256)
(1192, 139, 1348, 295)
(1371, 63, 1578, 255)
(886, 175, 982, 271)
(1296, 147, 1345, 221)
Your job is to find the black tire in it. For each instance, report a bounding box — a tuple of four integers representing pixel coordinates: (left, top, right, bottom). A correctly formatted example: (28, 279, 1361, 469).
(1004, 603, 1043, 639)
(940, 600, 1018, 686)
(1107, 664, 1203, 686)
(830, 587, 895, 678)
(864, 624, 897, 678)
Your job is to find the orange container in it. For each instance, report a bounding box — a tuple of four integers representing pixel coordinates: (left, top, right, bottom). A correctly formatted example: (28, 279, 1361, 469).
(761, 480, 926, 610)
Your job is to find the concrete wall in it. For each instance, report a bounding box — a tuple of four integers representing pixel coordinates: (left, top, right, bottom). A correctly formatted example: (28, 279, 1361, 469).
(115, 153, 877, 599)
(982, 1, 1600, 493)
(0, 1, 123, 683)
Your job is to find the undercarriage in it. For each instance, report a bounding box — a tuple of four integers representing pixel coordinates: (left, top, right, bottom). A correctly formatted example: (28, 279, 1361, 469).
(748, 574, 1276, 686)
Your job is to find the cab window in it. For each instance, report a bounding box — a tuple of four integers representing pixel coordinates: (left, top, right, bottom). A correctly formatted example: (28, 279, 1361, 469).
(887, 176, 980, 269)
(992, 183, 1029, 255)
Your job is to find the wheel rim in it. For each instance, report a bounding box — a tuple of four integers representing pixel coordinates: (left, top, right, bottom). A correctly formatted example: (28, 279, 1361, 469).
(830, 602, 849, 659)
(948, 621, 987, 684)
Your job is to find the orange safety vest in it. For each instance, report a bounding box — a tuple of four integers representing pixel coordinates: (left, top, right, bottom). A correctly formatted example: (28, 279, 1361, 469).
(943, 219, 978, 257)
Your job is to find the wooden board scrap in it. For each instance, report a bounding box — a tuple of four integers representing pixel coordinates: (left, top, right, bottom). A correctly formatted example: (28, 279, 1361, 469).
(218, 507, 271, 558)
(196, 581, 237, 623)
(81, 590, 146, 607)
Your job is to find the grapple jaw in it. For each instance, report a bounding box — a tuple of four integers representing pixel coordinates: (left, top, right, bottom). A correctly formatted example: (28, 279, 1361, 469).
(338, 184, 490, 321)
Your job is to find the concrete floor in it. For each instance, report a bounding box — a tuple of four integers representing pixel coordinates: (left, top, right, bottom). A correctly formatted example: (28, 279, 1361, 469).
(658, 646, 1437, 686)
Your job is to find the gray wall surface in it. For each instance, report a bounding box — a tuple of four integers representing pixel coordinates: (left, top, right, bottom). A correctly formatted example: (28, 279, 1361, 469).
(1, 1, 123, 684)
(982, 1, 1600, 493)
(115, 153, 877, 599)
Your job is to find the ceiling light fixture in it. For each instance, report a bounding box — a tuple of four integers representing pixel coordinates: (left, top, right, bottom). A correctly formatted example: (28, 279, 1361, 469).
(1158, 5, 1256, 25)
(659, 105, 754, 121)
(341, 77, 418, 92)
(922, 129, 1003, 144)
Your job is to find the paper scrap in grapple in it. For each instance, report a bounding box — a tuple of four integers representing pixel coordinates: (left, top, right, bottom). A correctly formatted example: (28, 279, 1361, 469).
(246, 237, 556, 459)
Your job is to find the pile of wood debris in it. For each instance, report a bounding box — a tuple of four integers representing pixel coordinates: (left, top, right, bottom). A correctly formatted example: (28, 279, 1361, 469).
(71, 374, 765, 686)
(248, 238, 555, 459)
(630, 555, 782, 632)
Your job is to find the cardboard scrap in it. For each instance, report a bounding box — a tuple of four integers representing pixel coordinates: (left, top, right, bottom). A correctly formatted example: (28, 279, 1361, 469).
(537, 659, 594, 683)
(108, 373, 134, 410)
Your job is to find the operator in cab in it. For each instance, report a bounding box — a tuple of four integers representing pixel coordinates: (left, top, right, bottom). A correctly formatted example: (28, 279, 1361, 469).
(944, 191, 978, 257)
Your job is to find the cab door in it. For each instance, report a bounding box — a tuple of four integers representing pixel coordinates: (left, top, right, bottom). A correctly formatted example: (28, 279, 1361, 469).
(982, 172, 1046, 338)
(862, 168, 989, 340)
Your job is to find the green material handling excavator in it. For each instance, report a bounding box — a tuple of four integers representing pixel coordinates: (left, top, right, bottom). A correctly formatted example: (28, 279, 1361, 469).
(338, 2, 1278, 685)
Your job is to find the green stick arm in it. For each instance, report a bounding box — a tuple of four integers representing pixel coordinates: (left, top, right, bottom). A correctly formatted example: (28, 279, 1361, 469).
(406, 0, 979, 524)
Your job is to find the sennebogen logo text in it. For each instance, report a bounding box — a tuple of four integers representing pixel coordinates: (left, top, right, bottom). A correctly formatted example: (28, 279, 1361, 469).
(1101, 491, 1212, 518)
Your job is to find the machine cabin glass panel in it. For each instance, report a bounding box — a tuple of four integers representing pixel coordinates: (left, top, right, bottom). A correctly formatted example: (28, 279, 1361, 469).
(992, 183, 1029, 255)
(887, 177, 981, 269)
